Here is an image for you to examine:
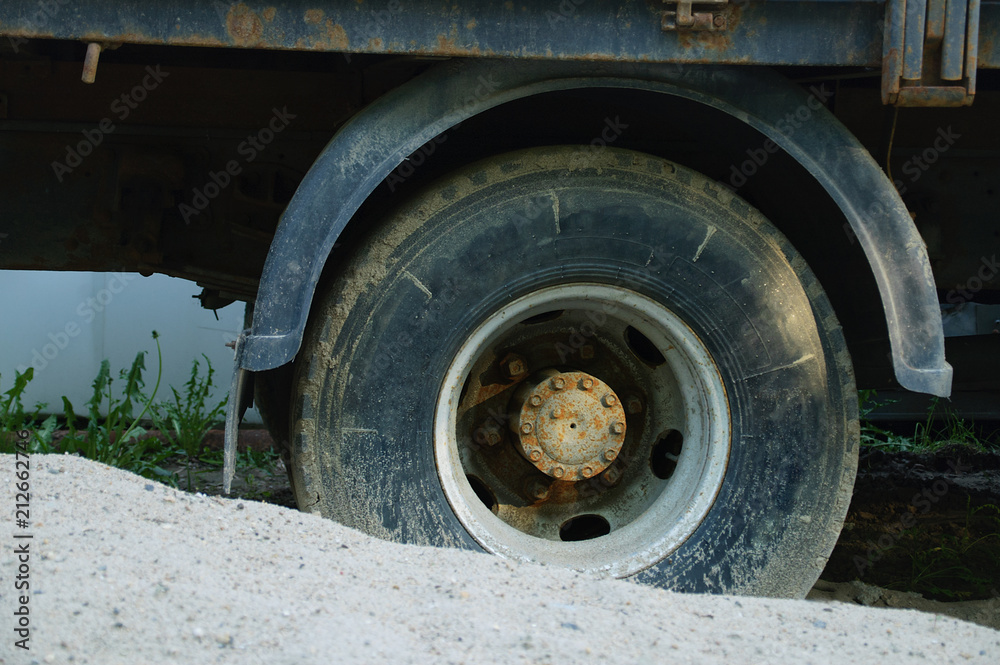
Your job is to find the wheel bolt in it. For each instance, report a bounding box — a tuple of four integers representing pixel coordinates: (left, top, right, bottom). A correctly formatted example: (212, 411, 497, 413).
(602, 466, 621, 484)
(526, 480, 549, 500)
(625, 395, 643, 415)
(475, 420, 502, 447)
(611, 422, 625, 435)
(551, 377, 565, 390)
(529, 395, 543, 407)
(552, 466, 565, 479)
(604, 449, 617, 460)
(520, 423, 533, 434)
(582, 466, 595, 478)
(501, 354, 528, 378)
(603, 394, 617, 407)
(529, 450, 542, 462)
(551, 407, 563, 419)
(580, 377, 594, 390)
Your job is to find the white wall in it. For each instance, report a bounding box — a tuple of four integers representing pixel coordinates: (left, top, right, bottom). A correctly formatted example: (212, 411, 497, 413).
(0, 270, 260, 424)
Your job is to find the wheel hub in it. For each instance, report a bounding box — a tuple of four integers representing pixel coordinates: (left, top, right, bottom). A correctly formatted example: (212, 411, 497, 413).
(513, 371, 626, 482)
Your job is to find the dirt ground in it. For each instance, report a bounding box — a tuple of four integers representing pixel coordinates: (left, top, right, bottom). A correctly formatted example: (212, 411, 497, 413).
(3, 453, 999, 664)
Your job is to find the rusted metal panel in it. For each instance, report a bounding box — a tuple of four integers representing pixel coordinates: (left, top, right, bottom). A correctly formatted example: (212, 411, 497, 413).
(903, 0, 929, 80)
(0, 0, 889, 67)
(942, 0, 970, 80)
(883, 0, 986, 105)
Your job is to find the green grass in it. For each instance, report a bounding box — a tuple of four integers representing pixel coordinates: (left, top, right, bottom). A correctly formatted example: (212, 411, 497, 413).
(151, 354, 227, 488)
(891, 500, 1000, 601)
(853, 390, 1000, 601)
(58, 331, 175, 483)
(0, 368, 58, 454)
(859, 389, 999, 454)
(2, 337, 283, 496)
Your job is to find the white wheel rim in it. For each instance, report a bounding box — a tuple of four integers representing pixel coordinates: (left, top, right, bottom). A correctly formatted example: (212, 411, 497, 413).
(434, 283, 730, 578)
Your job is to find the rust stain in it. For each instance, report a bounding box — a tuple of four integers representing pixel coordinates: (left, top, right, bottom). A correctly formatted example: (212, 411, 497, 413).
(167, 33, 228, 47)
(304, 8, 324, 25)
(226, 3, 264, 47)
(367, 37, 384, 49)
(515, 372, 626, 482)
(262, 6, 276, 22)
(324, 19, 350, 49)
(437, 33, 455, 50)
(676, 29, 733, 53)
(466, 19, 477, 29)
(675, 5, 740, 54)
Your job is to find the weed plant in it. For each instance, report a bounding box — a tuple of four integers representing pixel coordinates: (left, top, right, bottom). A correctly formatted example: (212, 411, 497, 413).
(59, 332, 174, 483)
(0, 368, 57, 453)
(859, 390, 998, 453)
(151, 354, 227, 488)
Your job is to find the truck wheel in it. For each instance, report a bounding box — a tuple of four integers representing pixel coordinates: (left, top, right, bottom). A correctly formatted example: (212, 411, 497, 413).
(290, 146, 858, 597)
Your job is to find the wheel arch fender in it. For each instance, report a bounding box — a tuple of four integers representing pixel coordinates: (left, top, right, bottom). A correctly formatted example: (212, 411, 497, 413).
(240, 59, 952, 397)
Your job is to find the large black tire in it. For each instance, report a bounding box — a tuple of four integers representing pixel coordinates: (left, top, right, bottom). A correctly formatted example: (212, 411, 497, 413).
(290, 146, 858, 597)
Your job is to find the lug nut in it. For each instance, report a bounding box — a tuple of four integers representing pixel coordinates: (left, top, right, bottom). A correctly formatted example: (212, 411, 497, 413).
(611, 422, 625, 435)
(552, 466, 565, 479)
(602, 466, 622, 484)
(474, 420, 502, 447)
(529, 450, 542, 462)
(604, 449, 617, 460)
(529, 395, 543, 407)
(551, 407, 563, 419)
(625, 395, 643, 415)
(501, 354, 528, 378)
(582, 466, 595, 478)
(580, 377, 594, 390)
(713, 14, 726, 28)
(520, 423, 533, 434)
(603, 394, 617, 407)
(551, 377, 565, 390)
(526, 480, 550, 500)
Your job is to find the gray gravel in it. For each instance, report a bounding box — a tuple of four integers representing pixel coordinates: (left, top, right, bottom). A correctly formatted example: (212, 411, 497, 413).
(2, 454, 999, 664)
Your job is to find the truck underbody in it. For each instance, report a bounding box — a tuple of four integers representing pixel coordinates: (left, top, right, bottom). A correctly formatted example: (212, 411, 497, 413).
(2, 0, 998, 596)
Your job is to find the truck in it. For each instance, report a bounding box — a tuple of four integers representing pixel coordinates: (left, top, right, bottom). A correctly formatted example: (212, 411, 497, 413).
(1, 0, 997, 597)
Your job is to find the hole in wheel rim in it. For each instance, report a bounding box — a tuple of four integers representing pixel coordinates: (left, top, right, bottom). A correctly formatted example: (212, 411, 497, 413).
(520, 310, 564, 325)
(625, 325, 667, 367)
(467, 475, 497, 513)
(559, 514, 611, 541)
(651, 430, 684, 480)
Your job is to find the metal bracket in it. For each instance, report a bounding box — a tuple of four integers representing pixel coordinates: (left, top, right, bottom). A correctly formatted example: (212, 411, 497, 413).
(882, 0, 981, 106)
(222, 331, 254, 494)
(662, 0, 729, 32)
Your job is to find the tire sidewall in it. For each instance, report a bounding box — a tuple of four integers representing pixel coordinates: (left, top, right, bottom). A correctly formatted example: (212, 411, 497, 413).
(296, 148, 855, 596)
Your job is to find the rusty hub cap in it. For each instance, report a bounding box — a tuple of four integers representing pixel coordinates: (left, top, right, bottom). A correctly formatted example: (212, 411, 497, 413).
(515, 371, 625, 481)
